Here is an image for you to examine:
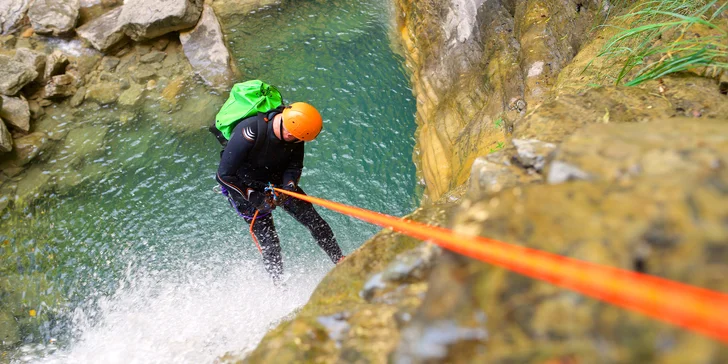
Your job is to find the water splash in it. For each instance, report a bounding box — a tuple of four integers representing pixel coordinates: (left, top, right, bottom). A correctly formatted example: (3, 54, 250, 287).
(25, 258, 328, 363)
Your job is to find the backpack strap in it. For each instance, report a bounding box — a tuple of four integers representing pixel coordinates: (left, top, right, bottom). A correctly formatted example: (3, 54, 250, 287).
(210, 124, 228, 147)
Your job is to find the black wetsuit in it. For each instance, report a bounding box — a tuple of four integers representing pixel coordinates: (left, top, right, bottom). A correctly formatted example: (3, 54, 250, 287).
(215, 110, 343, 280)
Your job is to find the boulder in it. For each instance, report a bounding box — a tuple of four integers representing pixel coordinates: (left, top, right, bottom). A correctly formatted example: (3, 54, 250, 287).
(27, 0, 80, 36)
(44, 51, 70, 81)
(13, 48, 46, 82)
(0, 0, 31, 35)
(0, 55, 37, 95)
(0, 95, 30, 132)
(119, 0, 203, 40)
(179, 4, 236, 89)
(0, 118, 12, 153)
(76, 7, 127, 52)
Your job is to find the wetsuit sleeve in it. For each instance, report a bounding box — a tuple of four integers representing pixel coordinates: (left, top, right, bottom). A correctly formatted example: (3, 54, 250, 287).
(281, 143, 304, 188)
(216, 120, 266, 201)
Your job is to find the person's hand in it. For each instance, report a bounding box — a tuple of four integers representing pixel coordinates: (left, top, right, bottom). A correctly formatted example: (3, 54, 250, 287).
(257, 196, 275, 212)
(250, 190, 276, 212)
(282, 181, 297, 193)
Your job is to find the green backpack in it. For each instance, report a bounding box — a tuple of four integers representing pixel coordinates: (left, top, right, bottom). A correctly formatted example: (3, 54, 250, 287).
(214, 80, 283, 141)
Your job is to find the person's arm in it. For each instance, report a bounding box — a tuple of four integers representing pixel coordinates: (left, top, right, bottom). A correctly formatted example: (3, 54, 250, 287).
(216, 120, 268, 206)
(281, 143, 304, 190)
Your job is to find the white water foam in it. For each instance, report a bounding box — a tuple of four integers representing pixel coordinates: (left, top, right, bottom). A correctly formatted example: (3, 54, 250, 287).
(30, 258, 329, 364)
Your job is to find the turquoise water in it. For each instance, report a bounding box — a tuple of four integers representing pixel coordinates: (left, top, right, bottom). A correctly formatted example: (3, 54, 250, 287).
(1, 0, 417, 361)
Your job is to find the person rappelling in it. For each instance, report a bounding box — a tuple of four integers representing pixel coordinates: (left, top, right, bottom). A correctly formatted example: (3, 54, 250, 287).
(211, 80, 345, 282)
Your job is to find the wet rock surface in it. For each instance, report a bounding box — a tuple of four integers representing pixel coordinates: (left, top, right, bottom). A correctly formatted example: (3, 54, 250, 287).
(179, 4, 236, 89)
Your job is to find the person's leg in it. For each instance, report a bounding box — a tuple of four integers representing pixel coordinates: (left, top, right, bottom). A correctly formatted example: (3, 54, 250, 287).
(225, 192, 283, 281)
(246, 213, 284, 281)
(282, 187, 344, 263)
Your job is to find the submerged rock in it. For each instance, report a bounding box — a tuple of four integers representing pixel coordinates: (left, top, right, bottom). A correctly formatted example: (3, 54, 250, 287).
(85, 82, 121, 105)
(13, 132, 48, 166)
(27, 0, 80, 36)
(119, 0, 203, 40)
(179, 4, 236, 89)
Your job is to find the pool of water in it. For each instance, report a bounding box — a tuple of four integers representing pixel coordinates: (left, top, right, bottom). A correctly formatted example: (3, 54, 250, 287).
(1, 0, 417, 362)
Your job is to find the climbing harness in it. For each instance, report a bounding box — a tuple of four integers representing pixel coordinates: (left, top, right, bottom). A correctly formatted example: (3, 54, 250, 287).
(273, 187, 728, 344)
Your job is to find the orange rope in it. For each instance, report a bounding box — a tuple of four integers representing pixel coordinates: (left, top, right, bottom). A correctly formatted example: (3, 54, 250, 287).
(249, 209, 263, 254)
(274, 188, 728, 344)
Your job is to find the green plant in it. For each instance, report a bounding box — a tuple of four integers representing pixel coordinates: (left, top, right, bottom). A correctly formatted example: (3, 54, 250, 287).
(595, 0, 727, 85)
(489, 141, 505, 153)
(494, 117, 504, 129)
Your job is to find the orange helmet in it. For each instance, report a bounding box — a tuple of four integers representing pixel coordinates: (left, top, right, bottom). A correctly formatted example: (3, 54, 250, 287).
(282, 102, 322, 142)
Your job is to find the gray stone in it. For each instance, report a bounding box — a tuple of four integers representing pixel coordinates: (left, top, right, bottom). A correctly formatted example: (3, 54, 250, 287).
(0, 0, 31, 35)
(13, 48, 46, 81)
(43, 74, 77, 99)
(119, 0, 203, 40)
(28, 0, 80, 36)
(546, 161, 591, 184)
(118, 83, 145, 107)
(100, 57, 120, 72)
(511, 138, 557, 172)
(0, 95, 30, 132)
(44, 51, 70, 81)
(140, 50, 166, 64)
(179, 4, 236, 89)
(85, 82, 121, 105)
(0, 118, 12, 153)
(69, 86, 85, 107)
(13, 132, 47, 166)
(0, 55, 37, 95)
(76, 7, 127, 52)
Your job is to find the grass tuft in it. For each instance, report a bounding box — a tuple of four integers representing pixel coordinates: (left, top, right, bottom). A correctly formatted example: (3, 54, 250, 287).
(594, 0, 727, 86)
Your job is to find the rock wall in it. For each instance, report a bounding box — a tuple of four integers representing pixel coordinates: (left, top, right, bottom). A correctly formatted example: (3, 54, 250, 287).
(239, 0, 728, 362)
(396, 0, 605, 202)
